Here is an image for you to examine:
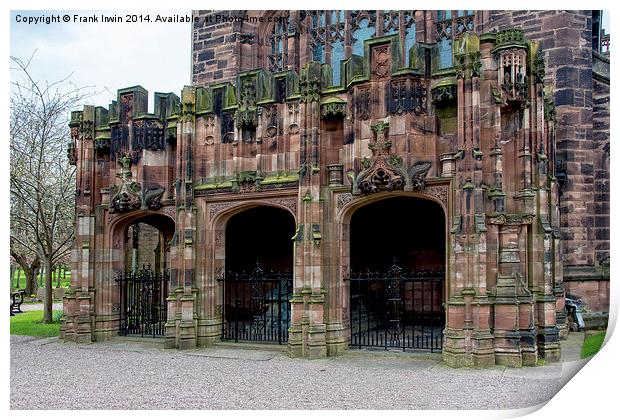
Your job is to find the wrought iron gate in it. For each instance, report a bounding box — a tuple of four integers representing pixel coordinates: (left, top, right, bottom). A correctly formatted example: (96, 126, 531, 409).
(115, 265, 168, 337)
(346, 263, 444, 351)
(218, 263, 292, 344)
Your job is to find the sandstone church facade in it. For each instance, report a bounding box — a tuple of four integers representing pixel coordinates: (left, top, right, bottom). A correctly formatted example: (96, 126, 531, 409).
(61, 10, 610, 368)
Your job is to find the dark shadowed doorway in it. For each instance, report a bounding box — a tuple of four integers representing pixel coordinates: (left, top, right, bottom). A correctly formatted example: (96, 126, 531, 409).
(348, 197, 445, 351)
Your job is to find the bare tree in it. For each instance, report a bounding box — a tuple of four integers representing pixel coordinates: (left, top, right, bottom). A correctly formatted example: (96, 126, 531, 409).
(10, 53, 94, 323)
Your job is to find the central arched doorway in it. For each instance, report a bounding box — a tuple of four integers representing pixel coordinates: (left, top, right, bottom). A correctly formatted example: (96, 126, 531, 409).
(116, 213, 175, 337)
(220, 206, 295, 344)
(348, 196, 446, 351)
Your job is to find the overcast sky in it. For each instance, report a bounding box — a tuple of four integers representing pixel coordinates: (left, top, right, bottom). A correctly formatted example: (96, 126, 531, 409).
(10, 10, 192, 112)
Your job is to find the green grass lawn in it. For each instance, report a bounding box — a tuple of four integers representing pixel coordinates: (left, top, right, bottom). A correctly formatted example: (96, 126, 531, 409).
(10, 270, 71, 290)
(10, 310, 62, 337)
(581, 332, 606, 359)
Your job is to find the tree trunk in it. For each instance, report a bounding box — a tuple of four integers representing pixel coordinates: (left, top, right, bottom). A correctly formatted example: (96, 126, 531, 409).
(43, 257, 53, 323)
(26, 266, 39, 296)
(11, 253, 41, 295)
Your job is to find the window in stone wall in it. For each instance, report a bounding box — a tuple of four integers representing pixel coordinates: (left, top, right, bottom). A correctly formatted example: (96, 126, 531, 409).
(381, 11, 417, 67)
(592, 10, 611, 55)
(403, 13, 416, 66)
(269, 16, 289, 72)
(264, 11, 422, 79)
(436, 10, 475, 70)
(331, 38, 345, 85)
(351, 11, 377, 56)
(309, 10, 346, 85)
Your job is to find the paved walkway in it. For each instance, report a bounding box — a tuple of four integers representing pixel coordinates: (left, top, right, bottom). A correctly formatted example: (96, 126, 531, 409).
(10, 333, 585, 410)
(18, 302, 63, 312)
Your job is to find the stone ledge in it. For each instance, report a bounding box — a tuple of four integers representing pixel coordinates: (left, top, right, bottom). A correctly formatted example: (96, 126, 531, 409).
(563, 265, 609, 281)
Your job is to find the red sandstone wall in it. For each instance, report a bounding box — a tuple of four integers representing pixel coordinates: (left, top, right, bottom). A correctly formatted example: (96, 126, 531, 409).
(564, 280, 610, 312)
(486, 11, 610, 278)
(592, 77, 610, 266)
(192, 11, 245, 85)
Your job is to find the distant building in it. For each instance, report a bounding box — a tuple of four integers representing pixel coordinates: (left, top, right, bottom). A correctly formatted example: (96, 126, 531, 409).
(62, 10, 610, 368)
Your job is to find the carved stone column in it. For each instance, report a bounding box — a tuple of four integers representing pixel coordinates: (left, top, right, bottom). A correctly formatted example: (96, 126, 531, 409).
(168, 86, 199, 350)
(288, 61, 327, 359)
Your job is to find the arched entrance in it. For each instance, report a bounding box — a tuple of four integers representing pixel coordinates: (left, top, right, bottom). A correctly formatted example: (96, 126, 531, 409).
(347, 196, 445, 351)
(220, 206, 295, 344)
(115, 214, 175, 337)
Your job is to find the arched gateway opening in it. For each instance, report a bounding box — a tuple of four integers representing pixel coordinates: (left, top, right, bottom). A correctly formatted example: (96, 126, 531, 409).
(116, 214, 174, 337)
(348, 197, 445, 351)
(220, 206, 295, 344)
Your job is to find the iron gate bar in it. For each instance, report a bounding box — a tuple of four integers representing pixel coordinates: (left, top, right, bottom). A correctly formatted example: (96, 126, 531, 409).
(346, 263, 444, 352)
(217, 262, 292, 344)
(115, 264, 168, 337)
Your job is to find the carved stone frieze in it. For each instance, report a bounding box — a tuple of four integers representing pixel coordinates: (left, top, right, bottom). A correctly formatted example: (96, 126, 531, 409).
(336, 184, 448, 214)
(208, 202, 237, 220)
(337, 193, 356, 212)
(160, 205, 176, 220)
(432, 84, 457, 104)
(487, 213, 536, 225)
(321, 100, 347, 119)
(94, 138, 110, 152)
(351, 86, 370, 121)
(424, 185, 449, 209)
(267, 198, 297, 216)
(214, 231, 223, 246)
(388, 78, 427, 115)
(132, 119, 165, 151)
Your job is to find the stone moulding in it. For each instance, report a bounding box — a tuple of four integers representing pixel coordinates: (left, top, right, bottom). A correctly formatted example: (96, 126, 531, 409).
(208, 196, 297, 221)
(194, 171, 300, 195)
(335, 182, 449, 215)
(106, 204, 176, 224)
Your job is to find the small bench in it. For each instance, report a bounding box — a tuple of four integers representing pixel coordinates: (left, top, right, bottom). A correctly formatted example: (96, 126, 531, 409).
(10, 290, 25, 316)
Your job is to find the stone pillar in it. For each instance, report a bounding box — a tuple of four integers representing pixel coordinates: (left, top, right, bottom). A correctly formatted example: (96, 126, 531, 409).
(489, 219, 538, 367)
(288, 62, 327, 359)
(443, 32, 495, 368)
(62, 106, 97, 344)
(168, 86, 198, 350)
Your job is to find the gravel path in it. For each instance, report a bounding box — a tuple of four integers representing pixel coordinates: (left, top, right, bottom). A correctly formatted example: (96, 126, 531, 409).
(10, 334, 578, 410)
